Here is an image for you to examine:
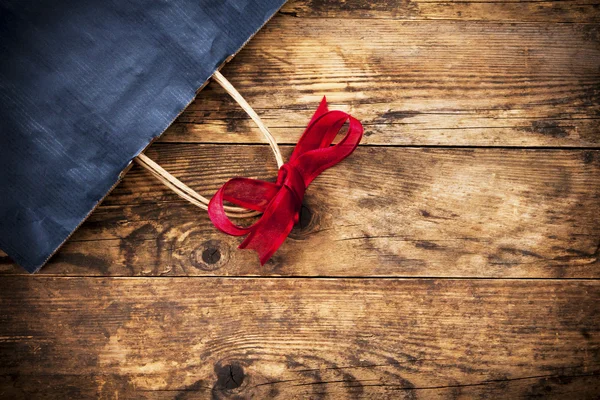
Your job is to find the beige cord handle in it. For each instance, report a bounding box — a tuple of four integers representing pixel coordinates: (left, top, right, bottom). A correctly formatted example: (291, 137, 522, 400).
(212, 71, 284, 168)
(134, 71, 282, 218)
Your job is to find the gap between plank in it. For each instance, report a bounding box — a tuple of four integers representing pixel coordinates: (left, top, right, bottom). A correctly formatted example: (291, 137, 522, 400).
(1, 275, 599, 281)
(152, 142, 600, 150)
(275, 12, 600, 25)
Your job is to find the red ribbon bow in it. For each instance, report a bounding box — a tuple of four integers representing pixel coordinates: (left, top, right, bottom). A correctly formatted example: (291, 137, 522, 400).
(208, 97, 363, 264)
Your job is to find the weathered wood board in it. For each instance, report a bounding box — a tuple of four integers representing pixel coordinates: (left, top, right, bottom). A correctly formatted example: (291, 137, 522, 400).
(1, 0, 599, 398)
(282, 0, 600, 22)
(161, 18, 600, 147)
(2, 146, 598, 277)
(1, 278, 598, 399)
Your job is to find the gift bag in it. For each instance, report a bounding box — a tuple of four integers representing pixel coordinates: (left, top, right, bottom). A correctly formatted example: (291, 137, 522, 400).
(0, 0, 363, 273)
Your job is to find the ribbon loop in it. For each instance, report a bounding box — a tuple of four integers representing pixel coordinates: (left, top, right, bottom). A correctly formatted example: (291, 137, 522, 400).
(208, 97, 363, 264)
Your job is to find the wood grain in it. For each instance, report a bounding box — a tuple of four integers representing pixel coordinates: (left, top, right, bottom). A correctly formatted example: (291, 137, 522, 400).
(2, 145, 598, 277)
(282, 0, 600, 22)
(2, 1, 599, 398)
(1, 277, 598, 399)
(160, 17, 600, 147)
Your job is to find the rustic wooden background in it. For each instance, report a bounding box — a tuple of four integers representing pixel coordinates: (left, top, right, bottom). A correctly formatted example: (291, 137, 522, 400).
(2, 0, 600, 398)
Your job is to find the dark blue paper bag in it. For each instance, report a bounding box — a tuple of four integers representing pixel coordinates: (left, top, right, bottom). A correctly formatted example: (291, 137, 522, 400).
(0, 0, 287, 272)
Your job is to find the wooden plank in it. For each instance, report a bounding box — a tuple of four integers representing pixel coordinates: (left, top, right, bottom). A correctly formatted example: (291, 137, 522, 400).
(160, 17, 600, 147)
(1, 277, 598, 398)
(282, 0, 600, 22)
(2, 145, 598, 277)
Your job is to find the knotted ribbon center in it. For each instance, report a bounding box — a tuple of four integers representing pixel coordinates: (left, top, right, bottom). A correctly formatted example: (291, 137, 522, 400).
(208, 97, 364, 264)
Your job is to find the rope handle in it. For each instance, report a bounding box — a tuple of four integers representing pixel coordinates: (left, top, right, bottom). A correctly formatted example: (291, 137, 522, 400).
(134, 71, 282, 218)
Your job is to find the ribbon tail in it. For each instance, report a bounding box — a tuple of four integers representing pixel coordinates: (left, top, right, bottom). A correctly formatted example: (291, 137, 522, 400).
(290, 97, 331, 162)
(238, 188, 300, 265)
(309, 96, 329, 125)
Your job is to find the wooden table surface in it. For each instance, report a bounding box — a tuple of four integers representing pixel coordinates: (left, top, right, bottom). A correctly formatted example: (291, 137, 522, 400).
(2, 0, 600, 398)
